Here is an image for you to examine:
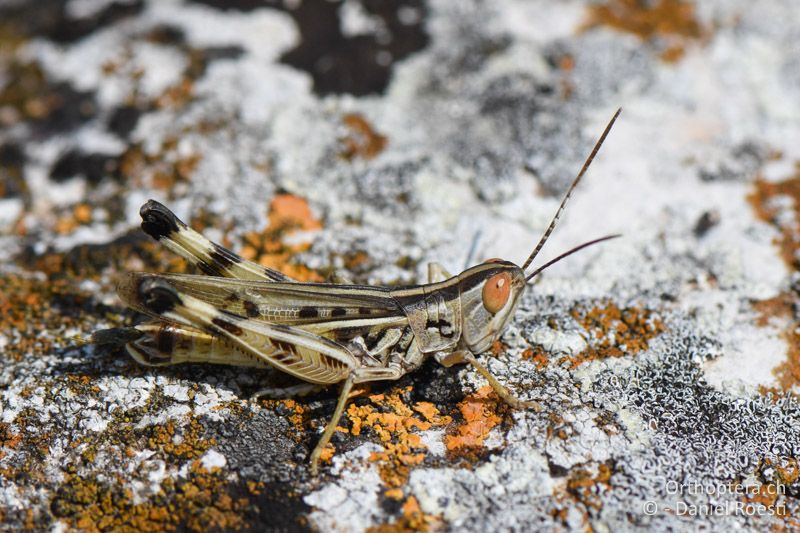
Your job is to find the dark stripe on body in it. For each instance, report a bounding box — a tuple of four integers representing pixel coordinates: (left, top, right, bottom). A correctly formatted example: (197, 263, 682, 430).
(426, 319, 454, 337)
(299, 307, 318, 318)
(156, 325, 176, 354)
(212, 317, 243, 335)
(332, 325, 376, 343)
(210, 242, 242, 269)
(365, 327, 389, 352)
(197, 261, 219, 276)
(263, 266, 290, 281)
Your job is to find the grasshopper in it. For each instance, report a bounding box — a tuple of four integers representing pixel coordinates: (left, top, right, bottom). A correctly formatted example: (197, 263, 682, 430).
(105, 109, 621, 475)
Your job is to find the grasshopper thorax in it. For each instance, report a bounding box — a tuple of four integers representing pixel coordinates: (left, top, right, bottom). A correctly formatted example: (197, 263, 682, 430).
(457, 260, 527, 354)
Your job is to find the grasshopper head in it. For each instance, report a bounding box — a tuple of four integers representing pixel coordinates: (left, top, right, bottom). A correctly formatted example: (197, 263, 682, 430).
(457, 231, 619, 355)
(458, 260, 527, 354)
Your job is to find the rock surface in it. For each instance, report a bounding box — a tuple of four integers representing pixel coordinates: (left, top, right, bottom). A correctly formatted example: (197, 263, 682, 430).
(1, 0, 800, 531)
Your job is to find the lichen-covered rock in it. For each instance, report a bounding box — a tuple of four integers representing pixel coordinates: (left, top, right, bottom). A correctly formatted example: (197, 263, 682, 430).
(2, 0, 800, 531)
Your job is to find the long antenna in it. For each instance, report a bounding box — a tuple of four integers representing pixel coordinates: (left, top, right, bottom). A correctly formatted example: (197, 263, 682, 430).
(521, 108, 622, 272)
(525, 234, 620, 281)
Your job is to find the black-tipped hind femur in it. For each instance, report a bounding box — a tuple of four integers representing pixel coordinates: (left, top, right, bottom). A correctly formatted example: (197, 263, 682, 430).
(138, 278, 182, 314)
(140, 200, 183, 240)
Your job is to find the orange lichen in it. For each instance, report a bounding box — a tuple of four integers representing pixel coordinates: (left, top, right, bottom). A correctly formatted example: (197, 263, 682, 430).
(752, 293, 794, 327)
(339, 113, 388, 161)
(156, 78, 194, 109)
(748, 167, 800, 391)
(343, 250, 370, 270)
(771, 457, 800, 485)
(659, 44, 687, 62)
(251, 395, 310, 441)
(582, 0, 705, 63)
(564, 302, 664, 368)
(74, 203, 93, 224)
(51, 464, 251, 532)
(43, 402, 279, 532)
(556, 53, 576, 99)
(53, 203, 95, 234)
(444, 386, 503, 456)
(520, 347, 549, 370)
(318, 445, 336, 465)
(549, 461, 616, 527)
(749, 168, 800, 270)
(489, 339, 506, 357)
(737, 458, 797, 519)
(384, 488, 404, 501)
(0, 423, 22, 453)
(145, 419, 214, 460)
(239, 194, 324, 282)
(267, 193, 323, 232)
(566, 462, 613, 510)
(367, 496, 441, 533)
(282, 399, 308, 430)
(772, 328, 800, 392)
(0, 273, 99, 359)
(344, 387, 451, 488)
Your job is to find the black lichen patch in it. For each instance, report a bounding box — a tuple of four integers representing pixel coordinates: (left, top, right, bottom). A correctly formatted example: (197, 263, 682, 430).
(226, 481, 314, 533)
(408, 357, 465, 408)
(0, 0, 145, 44)
(107, 104, 146, 139)
(208, 410, 307, 484)
(189, 46, 246, 78)
(50, 149, 121, 185)
(0, 143, 27, 200)
(190, 0, 429, 96)
(143, 23, 187, 46)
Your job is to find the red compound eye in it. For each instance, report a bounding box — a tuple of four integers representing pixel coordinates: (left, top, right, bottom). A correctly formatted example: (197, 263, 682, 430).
(482, 272, 511, 314)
